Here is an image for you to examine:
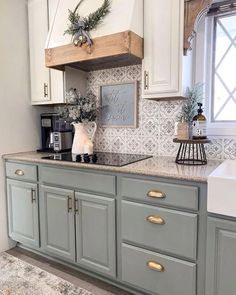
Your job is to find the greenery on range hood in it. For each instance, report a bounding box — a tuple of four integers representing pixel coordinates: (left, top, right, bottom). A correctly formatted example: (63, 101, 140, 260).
(45, 0, 144, 72)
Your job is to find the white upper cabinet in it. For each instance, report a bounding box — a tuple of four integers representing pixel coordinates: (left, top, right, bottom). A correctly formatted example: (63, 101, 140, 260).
(28, 0, 52, 105)
(47, 0, 64, 104)
(142, 0, 191, 100)
(28, 0, 87, 105)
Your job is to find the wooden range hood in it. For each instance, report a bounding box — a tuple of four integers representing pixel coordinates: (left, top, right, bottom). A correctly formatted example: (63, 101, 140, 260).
(45, 0, 144, 72)
(45, 30, 143, 72)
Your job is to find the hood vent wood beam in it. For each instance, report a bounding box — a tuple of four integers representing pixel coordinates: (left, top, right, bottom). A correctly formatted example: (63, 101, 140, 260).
(45, 31, 143, 72)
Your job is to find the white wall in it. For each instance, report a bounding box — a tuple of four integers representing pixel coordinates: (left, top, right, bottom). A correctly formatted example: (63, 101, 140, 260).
(0, 0, 47, 251)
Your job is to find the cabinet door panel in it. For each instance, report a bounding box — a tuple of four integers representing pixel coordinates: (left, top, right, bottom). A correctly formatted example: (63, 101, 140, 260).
(48, 0, 65, 104)
(206, 217, 236, 295)
(7, 179, 39, 247)
(40, 185, 75, 261)
(143, 0, 184, 98)
(28, 0, 51, 104)
(75, 192, 116, 277)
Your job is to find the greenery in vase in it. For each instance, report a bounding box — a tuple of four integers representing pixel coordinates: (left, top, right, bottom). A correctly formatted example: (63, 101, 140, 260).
(178, 84, 204, 123)
(58, 89, 99, 123)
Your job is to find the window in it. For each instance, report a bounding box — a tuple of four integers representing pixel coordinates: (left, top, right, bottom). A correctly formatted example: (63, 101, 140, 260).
(212, 13, 236, 122)
(194, 2, 236, 135)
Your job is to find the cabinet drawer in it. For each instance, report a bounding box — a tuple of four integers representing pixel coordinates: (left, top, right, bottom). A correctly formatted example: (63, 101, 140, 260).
(122, 244, 196, 295)
(6, 162, 37, 182)
(121, 177, 198, 210)
(40, 166, 116, 196)
(121, 201, 198, 260)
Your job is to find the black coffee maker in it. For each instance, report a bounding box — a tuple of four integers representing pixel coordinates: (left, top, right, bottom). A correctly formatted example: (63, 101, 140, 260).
(38, 113, 59, 152)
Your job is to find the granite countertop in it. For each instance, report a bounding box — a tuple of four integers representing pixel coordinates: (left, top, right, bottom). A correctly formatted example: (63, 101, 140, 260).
(3, 151, 222, 183)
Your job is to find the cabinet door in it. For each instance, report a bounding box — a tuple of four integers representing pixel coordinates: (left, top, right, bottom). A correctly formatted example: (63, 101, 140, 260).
(7, 179, 39, 247)
(142, 0, 184, 99)
(47, 0, 65, 104)
(206, 217, 236, 295)
(28, 0, 51, 104)
(75, 192, 116, 277)
(40, 185, 75, 261)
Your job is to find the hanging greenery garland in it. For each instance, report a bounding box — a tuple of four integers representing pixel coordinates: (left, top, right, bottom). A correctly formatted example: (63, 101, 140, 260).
(64, 0, 111, 47)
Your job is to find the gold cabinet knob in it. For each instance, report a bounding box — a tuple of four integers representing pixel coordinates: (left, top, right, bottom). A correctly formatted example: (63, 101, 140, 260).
(15, 169, 24, 176)
(147, 190, 166, 199)
(146, 215, 165, 225)
(147, 261, 165, 272)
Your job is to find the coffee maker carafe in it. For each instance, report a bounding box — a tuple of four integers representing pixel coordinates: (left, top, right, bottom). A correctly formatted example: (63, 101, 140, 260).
(38, 113, 58, 152)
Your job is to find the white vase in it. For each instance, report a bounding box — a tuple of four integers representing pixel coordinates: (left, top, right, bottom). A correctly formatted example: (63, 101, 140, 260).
(71, 122, 97, 155)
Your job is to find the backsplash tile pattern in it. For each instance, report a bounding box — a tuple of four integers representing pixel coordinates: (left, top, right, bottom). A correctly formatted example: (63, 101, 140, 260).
(223, 139, 236, 159)
(61, 64, 236, 160)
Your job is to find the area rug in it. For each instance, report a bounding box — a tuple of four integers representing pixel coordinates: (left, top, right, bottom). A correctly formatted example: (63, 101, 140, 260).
(0, 252, 93, 295)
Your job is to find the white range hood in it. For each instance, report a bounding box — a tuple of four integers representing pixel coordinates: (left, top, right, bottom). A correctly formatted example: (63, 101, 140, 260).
(45, 0, 144, 71)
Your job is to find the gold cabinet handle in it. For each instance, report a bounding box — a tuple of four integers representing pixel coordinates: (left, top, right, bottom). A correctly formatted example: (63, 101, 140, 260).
(67, 196, 73, 213)
(44, 83, 48, 98)
(31, 188, 36, 203)
(146, 215, 165, 225)
(147, 261, 165, 272)
(15, 169, 24, 176)
(74, 198, 79, 214)
(144, 70, 149, 90)
(147, 190, 166, 199)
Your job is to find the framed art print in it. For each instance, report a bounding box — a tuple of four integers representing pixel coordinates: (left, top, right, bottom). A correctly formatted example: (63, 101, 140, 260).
(100, 81, 138, 128)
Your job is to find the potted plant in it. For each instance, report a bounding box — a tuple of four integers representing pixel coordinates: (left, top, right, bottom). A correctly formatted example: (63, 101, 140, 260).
(176, 84, 203, 140)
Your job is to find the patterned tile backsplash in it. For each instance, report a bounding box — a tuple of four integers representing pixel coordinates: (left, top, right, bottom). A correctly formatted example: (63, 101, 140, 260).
(58, 64, 236, 160)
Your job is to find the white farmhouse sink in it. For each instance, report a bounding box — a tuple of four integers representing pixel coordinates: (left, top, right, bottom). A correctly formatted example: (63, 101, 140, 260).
(208, 160, 236, 217)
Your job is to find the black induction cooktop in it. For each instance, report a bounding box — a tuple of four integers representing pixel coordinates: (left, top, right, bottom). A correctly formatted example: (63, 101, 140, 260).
(42, 152, 152, 167)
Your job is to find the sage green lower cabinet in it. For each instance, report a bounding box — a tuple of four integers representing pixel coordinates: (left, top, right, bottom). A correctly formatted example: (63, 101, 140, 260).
(5, 161, 208, 295)
(75, 192, 116, 278)
(206, 216, 236, 295)
(40, 185, 75, 261)
(7, 179, 39, 248)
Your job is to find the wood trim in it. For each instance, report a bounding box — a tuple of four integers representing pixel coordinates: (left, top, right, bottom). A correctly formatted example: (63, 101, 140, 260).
(184, 0, 213, 55)
(45, 31, 144, 71)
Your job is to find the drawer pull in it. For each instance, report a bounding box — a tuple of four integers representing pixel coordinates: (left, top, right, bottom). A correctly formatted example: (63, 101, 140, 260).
(147, 190, 166, 199)
(147, 261, 165, 272)
(15, 169, 24, 176)
(146, 215, 165, 225)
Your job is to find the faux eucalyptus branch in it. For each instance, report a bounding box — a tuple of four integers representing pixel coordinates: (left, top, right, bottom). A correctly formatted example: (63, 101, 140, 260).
(178, 84, 204, 123)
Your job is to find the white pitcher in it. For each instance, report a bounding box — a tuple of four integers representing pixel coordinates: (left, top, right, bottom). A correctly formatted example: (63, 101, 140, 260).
(71, 122, 97, 155)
